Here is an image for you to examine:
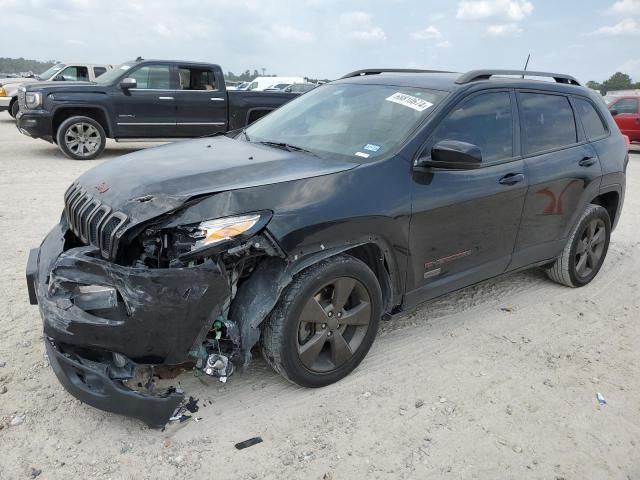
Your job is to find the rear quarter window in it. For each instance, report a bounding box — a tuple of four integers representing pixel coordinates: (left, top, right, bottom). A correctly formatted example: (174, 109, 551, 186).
(520, 93, 577, 155)
(574, 98, 608, 140)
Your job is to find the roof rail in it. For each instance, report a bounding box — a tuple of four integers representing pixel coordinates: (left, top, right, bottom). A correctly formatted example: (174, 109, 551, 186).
(341, 68, 453, 79)
(456, 69, 580, 86)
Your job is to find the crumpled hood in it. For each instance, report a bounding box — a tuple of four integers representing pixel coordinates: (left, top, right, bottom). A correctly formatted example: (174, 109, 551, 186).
(75, 136, 357, 223)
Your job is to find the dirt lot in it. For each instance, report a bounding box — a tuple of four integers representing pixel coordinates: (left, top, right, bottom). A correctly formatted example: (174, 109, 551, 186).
(0, 116, 639, 480)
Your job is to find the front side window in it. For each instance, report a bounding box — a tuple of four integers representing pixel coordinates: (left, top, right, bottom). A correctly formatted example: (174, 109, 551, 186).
(612, 98, 639, 114)
(58, 66, 89, 82)
(178, 68, 216, 90)
(427, 91, 513, 162)
(521, 93, 577, 154)
(129, 65, 171, 89)
(245, 84, 447, 161)
(574, 98, 608, 140)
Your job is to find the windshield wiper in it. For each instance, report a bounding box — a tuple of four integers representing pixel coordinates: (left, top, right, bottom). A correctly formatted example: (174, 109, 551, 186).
(256, 141, 317, 156)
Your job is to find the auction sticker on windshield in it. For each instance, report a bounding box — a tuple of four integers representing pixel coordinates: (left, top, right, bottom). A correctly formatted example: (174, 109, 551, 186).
(385, 92, 433, 112)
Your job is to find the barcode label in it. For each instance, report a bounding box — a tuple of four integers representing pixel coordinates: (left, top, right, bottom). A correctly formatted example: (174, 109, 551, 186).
(385, 92, 433, 112)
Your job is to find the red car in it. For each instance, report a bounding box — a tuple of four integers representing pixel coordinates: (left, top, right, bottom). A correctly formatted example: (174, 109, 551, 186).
(608, 95, 640, 143)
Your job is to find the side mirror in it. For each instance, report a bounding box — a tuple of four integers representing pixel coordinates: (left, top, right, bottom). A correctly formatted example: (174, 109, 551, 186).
(415, 140, 483, 170)
(609, 108, 619, 117)
(120, 78, 137, 90)
(53, 75, 64, 81)
(284, 86, 292, 92)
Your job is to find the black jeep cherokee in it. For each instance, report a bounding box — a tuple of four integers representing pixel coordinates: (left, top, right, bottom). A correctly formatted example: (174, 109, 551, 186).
(26, 69, 628, 427)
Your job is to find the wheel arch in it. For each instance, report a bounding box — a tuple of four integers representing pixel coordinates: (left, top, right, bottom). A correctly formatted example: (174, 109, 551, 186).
(591, 188, 621, 229)
(229, 240, 400, 369)
(52, 106, 112, 138)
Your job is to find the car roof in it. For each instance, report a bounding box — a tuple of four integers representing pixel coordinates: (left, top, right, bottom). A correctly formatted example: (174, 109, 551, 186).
(334, 70, 589, 95)
(129, 59, 221, 68)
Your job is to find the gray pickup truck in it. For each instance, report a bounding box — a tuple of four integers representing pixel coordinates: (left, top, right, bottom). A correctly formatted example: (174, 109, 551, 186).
(0, 63, 112, 118)
(16, 59, 299, 159)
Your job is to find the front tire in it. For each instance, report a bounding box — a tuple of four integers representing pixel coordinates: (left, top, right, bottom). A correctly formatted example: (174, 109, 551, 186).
(9, 99, 19, 118)
(262, 254, 383, 388)
(546, 204, 611, 287)
(56, 116, 106, 160)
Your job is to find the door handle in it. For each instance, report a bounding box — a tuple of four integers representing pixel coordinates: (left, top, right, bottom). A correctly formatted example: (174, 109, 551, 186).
(499, 173, 525, 185)
(158, 96, 174, 100)
(579, 156, 596, 167)
(210, 97, 225, 102)
(635, 117, 640, 124)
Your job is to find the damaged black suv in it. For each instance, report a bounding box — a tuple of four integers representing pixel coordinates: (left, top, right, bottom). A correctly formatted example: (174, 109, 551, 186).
(26, 69, 628, 427)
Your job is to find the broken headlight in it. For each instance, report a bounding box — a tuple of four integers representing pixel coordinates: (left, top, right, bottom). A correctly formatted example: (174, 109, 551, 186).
(140, 211, 272, 266)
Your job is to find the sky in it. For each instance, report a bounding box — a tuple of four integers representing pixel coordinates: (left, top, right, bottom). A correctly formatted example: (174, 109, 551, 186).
(1, 0, 640, 83)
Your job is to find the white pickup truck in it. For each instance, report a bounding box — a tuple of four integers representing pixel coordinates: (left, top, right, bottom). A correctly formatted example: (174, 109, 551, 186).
(0, 63, 112, 117)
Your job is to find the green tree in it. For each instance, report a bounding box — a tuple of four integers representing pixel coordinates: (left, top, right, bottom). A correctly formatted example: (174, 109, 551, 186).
(602, 72, 633, 92)
(585, 80, 602, 91)
(0, 57, 57, 75)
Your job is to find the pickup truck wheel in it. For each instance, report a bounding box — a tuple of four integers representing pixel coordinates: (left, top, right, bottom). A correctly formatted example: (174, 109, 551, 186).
(546, 204, 611, 287)
(262, 254, 382, 388)
(9, 99, 19, 118)
(56, 116, 106, 160)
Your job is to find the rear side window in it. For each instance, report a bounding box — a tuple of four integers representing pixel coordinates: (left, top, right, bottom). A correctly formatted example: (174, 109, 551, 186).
(178, 67, 216, 90)
(612, 98, 638, 114)
(521, 93, 577, 154)
(574, 98, 608, 140)
(429, 91, 513, 162)
(93, 66, 107, 78)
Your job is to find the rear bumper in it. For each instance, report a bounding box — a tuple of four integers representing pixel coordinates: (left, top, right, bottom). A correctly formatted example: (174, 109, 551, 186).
(16, 111, 53, 142)
(29, 221, 232, 426)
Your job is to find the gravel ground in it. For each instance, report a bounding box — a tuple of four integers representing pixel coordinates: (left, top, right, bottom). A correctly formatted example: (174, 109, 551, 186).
(1, 116, 639, 480)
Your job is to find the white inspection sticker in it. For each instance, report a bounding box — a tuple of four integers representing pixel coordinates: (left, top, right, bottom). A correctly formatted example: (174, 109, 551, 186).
(355, 151, 370, 158)
(385, 92, 433, 112)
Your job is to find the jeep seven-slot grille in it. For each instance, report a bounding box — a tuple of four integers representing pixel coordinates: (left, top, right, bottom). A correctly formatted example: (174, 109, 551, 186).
(64, 184, 128, 260)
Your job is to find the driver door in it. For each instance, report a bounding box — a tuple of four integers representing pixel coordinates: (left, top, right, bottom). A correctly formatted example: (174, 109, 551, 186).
(112, 63, 177, 138)
(405, 90, 528, 306)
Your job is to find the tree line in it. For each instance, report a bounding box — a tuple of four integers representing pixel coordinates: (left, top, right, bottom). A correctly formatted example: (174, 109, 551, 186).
(586, 72, 640, 94)
(0, 57, 57, 74)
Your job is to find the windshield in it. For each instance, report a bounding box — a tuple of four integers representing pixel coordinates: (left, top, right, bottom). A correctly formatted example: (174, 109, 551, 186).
(37, 64, 63, 80)
(94, 63, 133, 85)
(245, 83, 447, 161)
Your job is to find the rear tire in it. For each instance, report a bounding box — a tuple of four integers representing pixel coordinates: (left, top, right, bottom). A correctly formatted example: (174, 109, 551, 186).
(56, 116, 106, 160)
(546, 204, 611, 287)
(9, 99, 19, 118)
(262, 254, 382, 388)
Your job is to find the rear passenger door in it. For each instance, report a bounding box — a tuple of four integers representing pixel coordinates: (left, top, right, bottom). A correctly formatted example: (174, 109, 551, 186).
(510, 91, 603, 269)
(174, 65, 227, 137)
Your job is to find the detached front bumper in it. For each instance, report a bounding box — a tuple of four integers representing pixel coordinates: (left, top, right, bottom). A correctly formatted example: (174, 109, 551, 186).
(27, 222, 231, 427)
(16, 110, 54, 142)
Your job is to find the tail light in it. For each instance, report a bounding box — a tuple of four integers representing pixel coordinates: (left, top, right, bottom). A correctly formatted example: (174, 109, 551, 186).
(622, 134, 630, 151)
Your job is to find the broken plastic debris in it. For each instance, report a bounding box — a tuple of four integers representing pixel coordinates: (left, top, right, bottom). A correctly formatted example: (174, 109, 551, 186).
(596, 392, 607, 406)
(204, 353, 234, 382)
(185, 396, 199, 413)
(235, 437, 263, 450)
